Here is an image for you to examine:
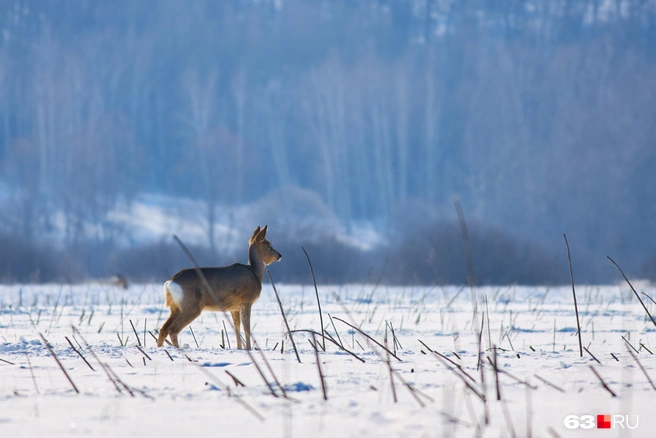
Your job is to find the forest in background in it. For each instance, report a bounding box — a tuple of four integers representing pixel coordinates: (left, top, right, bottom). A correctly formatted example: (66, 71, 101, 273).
(0, 0, 655, 284)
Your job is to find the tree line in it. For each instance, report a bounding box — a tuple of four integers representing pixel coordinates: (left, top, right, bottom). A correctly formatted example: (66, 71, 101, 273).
(0, 0, 655, 283)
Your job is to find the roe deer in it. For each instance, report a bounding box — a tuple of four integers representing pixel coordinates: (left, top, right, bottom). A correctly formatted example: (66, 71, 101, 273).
(156, 225, 281, 349)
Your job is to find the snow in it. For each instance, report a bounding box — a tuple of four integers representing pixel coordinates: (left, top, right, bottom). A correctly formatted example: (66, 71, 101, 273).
(0, 282, 655, 436)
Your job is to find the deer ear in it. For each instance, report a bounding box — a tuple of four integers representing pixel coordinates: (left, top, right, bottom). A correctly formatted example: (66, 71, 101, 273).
(256, 225, 268, 242)
(250, 226, 261, 243)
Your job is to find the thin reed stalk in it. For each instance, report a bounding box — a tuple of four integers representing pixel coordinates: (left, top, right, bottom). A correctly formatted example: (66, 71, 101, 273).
(533, 374, 565, 393)
(129, 319, 142, 347)
(289, 329, 364, 363)
(267, 270, 301, 364)
(434, 354, 485, 402)
(583, 346, 601, 364)
(25, 353, 39, 395)
(563, 234, 583, 357)
(196, 365, 264, 421)
(38, 333, 79, 394)
(385, 338, 397, 403)
(65, 336, 95, 371)
(312, 332, 328, 401)
(608, 256, 656, 328)
(72, 326, 123, 394)
(333, 316, 401, 361)
(302, 247, 325, 351)
(625, 345, 656, 391)
(589, 365, 617, 397)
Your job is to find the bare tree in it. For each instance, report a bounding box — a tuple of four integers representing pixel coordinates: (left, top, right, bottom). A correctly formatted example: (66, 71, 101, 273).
(231, 68, 248, 202)
(179, 67, 221, 251)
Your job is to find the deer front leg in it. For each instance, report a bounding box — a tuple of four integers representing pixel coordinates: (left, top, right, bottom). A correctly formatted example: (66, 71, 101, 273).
(241, 303, 253, 350)
(231, 311, 242, 349)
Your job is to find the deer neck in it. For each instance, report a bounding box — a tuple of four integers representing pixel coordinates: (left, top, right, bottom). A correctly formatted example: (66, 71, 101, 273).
(248, 245, 266, 284)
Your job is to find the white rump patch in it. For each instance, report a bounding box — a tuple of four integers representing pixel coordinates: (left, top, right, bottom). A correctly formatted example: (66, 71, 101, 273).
(165, 280, 184, 305)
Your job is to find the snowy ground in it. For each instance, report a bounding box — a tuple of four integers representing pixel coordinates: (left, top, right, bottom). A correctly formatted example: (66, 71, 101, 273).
(1, 282, 655, 437)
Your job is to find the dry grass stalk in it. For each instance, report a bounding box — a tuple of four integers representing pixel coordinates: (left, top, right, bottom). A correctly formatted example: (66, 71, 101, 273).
(589, 365, 617, 397)
(500, 385, 517, 438)
(486, 357, 537, 390)
(533, 374, 565, 393)
(302, 247, 325, 351)
(333, 293, 428, 408)
(196, 365, 264, 421)
(625, 345, 656, 391)
(386, 320, 402, 353)
(267, 270, 301, 363)
(641, 292, 656, 306)
(136, 345, 152, 361)
(640, 343, 653, 354)
(454, 199, 477, 319)
(255, 340, 287, 398)
(328, 313, 344, 347)
(622, 335, 640, 354)
(24, 353, 39, 395)
(332, 316, 401, 361)
(418, 339, 435, 353)
(312, 332, 328, 401)
(129, 319, 142, 347)
(225, 370, 246, 387)
(107, 364, 153, 399)
(189, 325, 199, 348)
(433, 350, 477, 383)
(222, 320, 231, 349)
(493, 346, 501, 401)
(478, 338, 489, 424)
(563, 234, 583, 357)
(65, 336, 95, 371)
(434, 354, 485, 403)
(289, 329, 364, 363)
(38, 333, 79, 394)
(608, 255, 656, 328)
(525, 382, 533, 438)
(477, 312, 484, 372)
(385, 338, 397, 403)
(72, 326, 123, 395)
(391, 370, 431, 406)
(583, 346, 601, 364)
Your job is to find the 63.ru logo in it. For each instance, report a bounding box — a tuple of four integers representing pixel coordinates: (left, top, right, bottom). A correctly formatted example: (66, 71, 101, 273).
(564, 415, 639, 429)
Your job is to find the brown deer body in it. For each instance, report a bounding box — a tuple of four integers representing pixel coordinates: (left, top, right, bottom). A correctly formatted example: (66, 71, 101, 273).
(157, 225, 281, 349)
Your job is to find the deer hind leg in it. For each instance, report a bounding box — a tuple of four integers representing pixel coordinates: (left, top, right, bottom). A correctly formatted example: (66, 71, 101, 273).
(167, 305, 202, 348)
(157, 308, 181, 347)
(231, 311, 242, 349)
(241, 303, 253, 350)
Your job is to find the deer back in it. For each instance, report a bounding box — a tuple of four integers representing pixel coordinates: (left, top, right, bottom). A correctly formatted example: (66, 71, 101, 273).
(169, 264, 262, 311)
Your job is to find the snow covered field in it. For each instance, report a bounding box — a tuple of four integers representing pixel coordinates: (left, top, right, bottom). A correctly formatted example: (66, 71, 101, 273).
(1, 282, 655, 437)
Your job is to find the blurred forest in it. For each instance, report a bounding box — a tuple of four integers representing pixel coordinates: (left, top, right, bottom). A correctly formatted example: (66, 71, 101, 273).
(0, 0, 655, 284)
